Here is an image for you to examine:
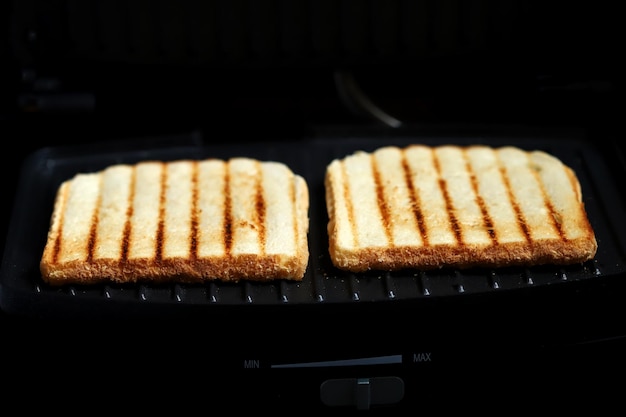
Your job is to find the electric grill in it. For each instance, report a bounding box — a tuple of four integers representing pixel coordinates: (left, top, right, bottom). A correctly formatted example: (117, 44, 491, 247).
(2, 1, 624, 412)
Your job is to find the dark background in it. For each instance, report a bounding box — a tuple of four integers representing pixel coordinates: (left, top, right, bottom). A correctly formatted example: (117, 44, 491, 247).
(1, 1, 624, 411)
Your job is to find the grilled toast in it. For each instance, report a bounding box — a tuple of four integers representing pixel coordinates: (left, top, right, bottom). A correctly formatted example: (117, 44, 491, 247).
(40, 157, 310, 285)
(324, 145, 597, 272)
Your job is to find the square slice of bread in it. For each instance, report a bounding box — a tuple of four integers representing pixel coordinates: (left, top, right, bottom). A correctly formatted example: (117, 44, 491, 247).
(324, 145, 597, 272)
(40, 157, 310, 285)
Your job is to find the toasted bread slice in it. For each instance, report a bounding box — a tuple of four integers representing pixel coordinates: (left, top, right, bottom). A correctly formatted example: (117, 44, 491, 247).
(324, 145, 597, 272)
(40, 157, 309, 285)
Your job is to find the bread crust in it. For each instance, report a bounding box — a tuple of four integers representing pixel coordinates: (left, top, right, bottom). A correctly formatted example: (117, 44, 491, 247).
(325, 145, 597, 272)
(40, 158, 310, 285)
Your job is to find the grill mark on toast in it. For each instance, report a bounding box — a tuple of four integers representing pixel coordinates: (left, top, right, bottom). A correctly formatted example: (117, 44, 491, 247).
(463, 149, 497, 244)
(190, 161, 199, 260)
(401, 151, 428, 246)
(371, 153, 393, 246)
(223, 165, 233, 254)
(86, 175, 103, 263)
(51, 183, 70, 265)
(433, 150, 462, 244)
(340, 160, 358, 249)
(290, 174, 299, 257)
(120, 167, 136, 261)
(254, 160, 267, 255)
(155, 162, 166, 261)
(528, 155, 565, 240)
(496, 161, 532, 243)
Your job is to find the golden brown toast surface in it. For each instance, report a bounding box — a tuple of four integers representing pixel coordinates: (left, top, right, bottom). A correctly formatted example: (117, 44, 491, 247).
(40, 157, 310, 285)
(324, 145, 597, 272)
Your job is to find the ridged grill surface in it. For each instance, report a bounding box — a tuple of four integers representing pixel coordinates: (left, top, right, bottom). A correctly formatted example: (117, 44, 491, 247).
(13, 1, 612, 67)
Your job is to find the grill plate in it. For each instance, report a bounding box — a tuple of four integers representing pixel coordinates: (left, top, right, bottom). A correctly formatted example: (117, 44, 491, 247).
(2, 128, 625, 319)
